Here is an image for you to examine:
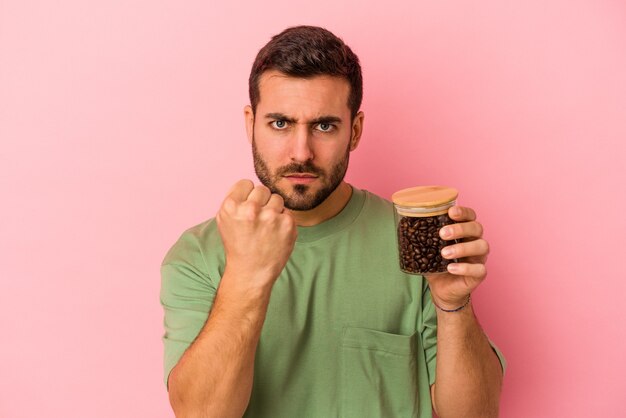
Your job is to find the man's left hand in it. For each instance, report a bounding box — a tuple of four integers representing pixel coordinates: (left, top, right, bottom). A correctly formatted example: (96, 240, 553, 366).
(424, 205, 490, 310)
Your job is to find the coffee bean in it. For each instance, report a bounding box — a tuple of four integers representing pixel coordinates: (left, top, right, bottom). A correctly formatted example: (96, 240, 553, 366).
(397, 213, 456, 274)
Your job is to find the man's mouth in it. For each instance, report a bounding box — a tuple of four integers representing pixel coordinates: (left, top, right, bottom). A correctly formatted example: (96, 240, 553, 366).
(284, 173, 319, 184)
(284, 173, 318, 178)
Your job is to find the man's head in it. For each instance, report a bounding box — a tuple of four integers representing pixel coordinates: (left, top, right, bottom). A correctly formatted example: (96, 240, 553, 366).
(249, 26, 363, 120)
(245, 26, 364, 211)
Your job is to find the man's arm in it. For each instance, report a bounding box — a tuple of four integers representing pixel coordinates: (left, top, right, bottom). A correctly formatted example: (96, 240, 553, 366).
(168, 269, 272, 418)
(167, 180, 297, 417)
(424, 205, 504, 417)
(429, 303, 503, 417)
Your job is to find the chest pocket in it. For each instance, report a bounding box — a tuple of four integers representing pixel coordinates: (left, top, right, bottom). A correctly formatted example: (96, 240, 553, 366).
(340, 327, 420, 418)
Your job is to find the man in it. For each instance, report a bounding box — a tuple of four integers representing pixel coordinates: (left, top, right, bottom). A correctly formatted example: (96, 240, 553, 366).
(161, 25, 506, 418)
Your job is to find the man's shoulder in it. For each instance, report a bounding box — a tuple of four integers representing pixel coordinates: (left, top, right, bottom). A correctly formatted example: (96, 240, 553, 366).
(357, 187, 394, 217)
(182, 217, 220, 240)
(361, 188, 392, 204)
(161, 217, 222, 267)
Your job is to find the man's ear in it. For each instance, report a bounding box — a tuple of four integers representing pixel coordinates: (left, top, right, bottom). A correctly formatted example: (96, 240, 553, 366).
(349, 111, 365, 151)
(244, 105, 255, 144)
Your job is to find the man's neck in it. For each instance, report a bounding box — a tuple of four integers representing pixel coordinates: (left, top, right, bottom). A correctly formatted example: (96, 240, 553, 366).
(288, 182, 353, 227)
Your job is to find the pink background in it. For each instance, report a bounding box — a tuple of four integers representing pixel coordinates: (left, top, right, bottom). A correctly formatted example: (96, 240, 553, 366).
(1, 0, 625, 417)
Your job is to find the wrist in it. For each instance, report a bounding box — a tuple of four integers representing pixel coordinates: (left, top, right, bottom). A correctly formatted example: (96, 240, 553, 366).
(220, 266, 274, 303)
(432, 294, 472, 313)
(224, 257, 282, 283)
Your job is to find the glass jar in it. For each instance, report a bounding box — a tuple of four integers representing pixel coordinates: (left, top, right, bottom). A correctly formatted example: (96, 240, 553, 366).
(391, 186, 459, 275)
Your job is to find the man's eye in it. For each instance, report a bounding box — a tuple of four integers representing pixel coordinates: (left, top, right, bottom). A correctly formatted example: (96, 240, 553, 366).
(271, 120, 287, 129)
(316, 123, 334, 132)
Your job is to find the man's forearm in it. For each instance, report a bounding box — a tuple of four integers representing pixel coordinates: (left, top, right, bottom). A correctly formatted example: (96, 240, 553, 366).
(168, 272, 272, 418)
(432, 302, 503, 418)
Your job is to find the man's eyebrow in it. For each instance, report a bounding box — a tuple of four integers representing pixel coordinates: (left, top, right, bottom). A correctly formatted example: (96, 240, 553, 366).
(264, 113, 343, 125)
(310, 116, 343, 125)
(264, 113, 296, 123)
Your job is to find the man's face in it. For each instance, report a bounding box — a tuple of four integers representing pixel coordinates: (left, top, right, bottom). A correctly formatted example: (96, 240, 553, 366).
(246, 70, 362, 211)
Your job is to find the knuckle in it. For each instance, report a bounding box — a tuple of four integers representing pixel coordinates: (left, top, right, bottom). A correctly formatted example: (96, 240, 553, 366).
(280, 212, 292, 224)
(267, 196, 282, 209)
(240, 201, 260, 219)
(470, 263, 485, 277)
(454, 263, 467, 275)
(474, 221, 484, 236)
(222, 197, 236, 213)
(281, 214, 295, 230)
(258, 210, 276, 223)
(272, 193, 285, 204)
(481, 239, 490, 254)
(233, 179, 254, 194)
(478, 264, 487, 277)
(239, 179, 254, 188)
(256, 184, 270, 193)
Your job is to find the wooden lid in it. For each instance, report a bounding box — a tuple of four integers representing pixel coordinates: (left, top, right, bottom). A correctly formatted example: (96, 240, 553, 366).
(391, 185, 458, 208)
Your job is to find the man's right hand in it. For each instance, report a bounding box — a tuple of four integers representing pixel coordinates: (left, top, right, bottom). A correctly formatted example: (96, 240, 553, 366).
(216, 179, 297, 290)
(168, 180, 295, 416)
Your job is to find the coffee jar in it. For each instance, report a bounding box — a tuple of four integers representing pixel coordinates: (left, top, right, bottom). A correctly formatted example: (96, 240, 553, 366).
(391, 186, 459, 275)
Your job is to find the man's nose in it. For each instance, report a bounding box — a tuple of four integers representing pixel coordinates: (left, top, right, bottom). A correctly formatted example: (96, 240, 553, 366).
(290, 125, 315, 162)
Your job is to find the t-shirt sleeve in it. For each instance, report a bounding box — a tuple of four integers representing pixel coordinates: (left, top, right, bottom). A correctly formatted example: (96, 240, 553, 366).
(160, 231, 217, 390)
(488, 338, 507, 376)
(420, 280, 438, 386)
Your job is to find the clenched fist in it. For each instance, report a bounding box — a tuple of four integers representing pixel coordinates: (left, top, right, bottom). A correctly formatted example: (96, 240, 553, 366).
(216, 179, 297, 290)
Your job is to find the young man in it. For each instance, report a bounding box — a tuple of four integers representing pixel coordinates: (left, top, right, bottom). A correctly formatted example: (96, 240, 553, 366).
(161, 26, 506, 418)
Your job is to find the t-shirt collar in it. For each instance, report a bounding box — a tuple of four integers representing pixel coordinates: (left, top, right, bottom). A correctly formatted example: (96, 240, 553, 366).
(295, 185, 365, 243)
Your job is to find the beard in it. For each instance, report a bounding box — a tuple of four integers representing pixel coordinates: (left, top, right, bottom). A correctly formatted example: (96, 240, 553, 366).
(252, 135, 350, 211)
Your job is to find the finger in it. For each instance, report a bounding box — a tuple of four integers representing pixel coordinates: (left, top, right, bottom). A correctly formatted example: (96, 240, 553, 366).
(265, 193, 285, 212)
(247, 185, 272, 205)
(227, 179, 255, 202)
(441, 238, 489, 260)
(449, 206, 476, 222)
(440, 221, 483, 240)
(446, 262, 487, 281)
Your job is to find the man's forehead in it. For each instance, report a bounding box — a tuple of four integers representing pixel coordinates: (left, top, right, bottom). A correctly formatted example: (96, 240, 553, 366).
(256, 70, 351, 114)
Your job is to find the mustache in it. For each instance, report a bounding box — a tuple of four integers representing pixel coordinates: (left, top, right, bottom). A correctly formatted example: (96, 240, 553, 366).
(277, 161, 324, 177)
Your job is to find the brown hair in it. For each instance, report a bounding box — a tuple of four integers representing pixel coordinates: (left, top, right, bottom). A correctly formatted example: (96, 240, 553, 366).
(248, 25, 363, 119)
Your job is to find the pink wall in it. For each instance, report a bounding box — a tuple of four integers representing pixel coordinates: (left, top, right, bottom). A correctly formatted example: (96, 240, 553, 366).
(1, 1, 624, 417)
